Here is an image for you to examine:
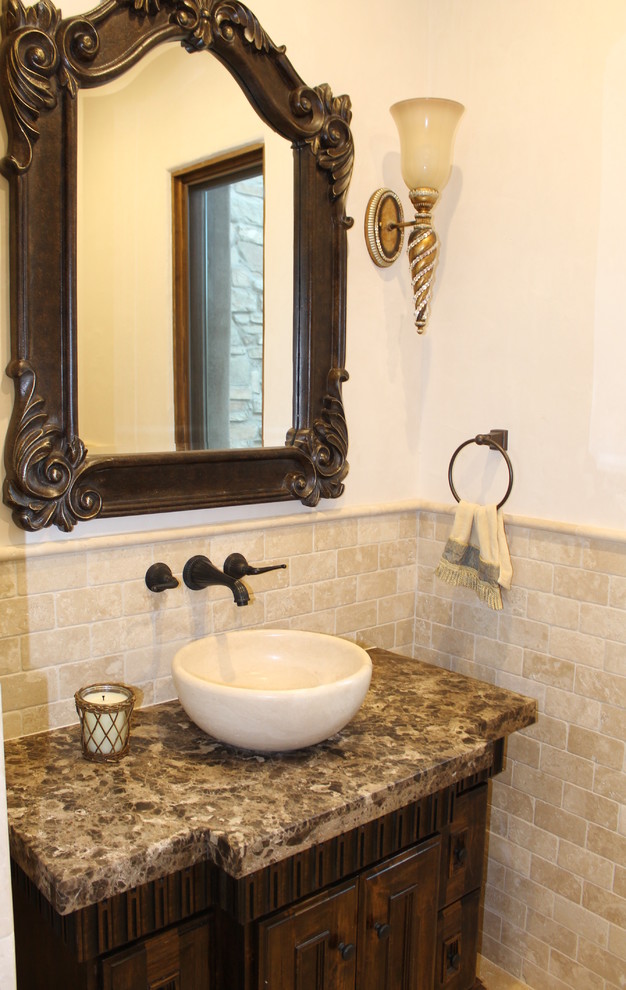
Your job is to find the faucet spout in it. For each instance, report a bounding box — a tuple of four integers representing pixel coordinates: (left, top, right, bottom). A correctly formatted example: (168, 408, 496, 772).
(182, 555, 249, 606)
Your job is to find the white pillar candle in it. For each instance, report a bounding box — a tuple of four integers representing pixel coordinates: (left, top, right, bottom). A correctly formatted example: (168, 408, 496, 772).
(75, 684, 135, 761)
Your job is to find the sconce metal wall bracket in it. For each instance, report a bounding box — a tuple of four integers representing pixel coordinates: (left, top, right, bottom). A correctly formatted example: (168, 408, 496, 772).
(364, 188, 405, 267)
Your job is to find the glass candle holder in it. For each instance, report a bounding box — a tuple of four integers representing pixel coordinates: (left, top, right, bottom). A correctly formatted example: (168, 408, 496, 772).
(74, 684, 136, 762)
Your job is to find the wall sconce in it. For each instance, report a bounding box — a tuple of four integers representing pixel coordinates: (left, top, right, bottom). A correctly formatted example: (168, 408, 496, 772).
(365, 98, 464, 333)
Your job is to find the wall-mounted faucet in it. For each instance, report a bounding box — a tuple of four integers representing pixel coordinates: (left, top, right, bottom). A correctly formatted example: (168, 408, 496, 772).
(149, 554, 287, 604)
(183, 556, 250, 605)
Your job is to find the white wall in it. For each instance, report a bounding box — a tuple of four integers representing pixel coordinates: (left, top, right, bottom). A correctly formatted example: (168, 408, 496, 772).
(1, 0, 624, 547)
(341, 0, 626, 533)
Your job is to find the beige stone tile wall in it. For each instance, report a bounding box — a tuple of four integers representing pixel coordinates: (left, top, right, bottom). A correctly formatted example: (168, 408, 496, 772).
(0, 504, 624, 990)
(0, 510, 417, 739)
(417, 511, 625, 990)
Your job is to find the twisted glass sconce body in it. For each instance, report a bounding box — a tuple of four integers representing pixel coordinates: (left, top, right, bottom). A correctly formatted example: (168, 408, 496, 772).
(406, 187, 440, 330)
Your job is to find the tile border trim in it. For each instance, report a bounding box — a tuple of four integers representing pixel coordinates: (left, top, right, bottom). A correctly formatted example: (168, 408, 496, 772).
(1, 499, 624, 562)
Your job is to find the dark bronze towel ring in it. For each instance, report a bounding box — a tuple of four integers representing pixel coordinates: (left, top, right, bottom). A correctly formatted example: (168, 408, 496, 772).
(448, 430, 513, 509)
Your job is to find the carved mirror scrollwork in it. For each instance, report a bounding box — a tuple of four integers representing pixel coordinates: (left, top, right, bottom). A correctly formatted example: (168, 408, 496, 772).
(0, 0, 353, 531)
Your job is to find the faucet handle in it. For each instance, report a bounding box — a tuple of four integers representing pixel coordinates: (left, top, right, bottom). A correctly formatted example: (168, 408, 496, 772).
(223, 553, 287, 580)
(145, 562, 179, 593)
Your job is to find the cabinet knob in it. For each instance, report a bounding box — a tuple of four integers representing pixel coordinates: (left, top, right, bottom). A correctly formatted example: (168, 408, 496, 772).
(338, 941, 355, 961)
(453, 842, 468, 865)
(447, 946, 461, 969)
(374, 921, 391, 940)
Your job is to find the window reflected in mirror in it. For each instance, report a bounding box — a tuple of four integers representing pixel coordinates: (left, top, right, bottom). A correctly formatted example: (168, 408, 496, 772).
(172, 145, 264, 451)
(76, 44, 292, 458)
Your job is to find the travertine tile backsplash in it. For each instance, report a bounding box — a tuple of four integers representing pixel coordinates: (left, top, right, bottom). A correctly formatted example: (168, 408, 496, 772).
(415, 512, 625, 990)
(0, 511, 418, 739)
(0, 504, 624, 990)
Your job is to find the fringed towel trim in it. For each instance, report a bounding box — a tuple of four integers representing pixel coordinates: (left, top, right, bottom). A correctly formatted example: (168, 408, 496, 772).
(435, 540, 503, 610)
(435, 500, 512, 611)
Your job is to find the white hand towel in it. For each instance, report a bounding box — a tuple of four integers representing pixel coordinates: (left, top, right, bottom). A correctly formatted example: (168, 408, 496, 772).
(435, 501, 512, 609)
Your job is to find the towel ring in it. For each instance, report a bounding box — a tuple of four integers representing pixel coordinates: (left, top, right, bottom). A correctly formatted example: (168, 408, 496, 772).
(448, 433, 514, 509)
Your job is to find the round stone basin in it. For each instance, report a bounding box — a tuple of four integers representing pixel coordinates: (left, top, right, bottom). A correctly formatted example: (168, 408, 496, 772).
(172, 629, 372, 752)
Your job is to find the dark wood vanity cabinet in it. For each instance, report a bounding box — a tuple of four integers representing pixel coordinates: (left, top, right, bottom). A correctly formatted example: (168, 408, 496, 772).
(258, 837, 441, 990)
(255, 784, 487, 990)
(11, 777, 491, 990)
(435, 784, 487, 990)
(101, 913, 215, 990)
(356, 838, 441, 989)
(258, 880, 359, 990)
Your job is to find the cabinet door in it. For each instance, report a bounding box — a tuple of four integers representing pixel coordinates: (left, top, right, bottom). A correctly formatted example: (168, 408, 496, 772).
(439, 786, 487, 910)
(357, 836, 440, 990)
(101, 912, 214, 990)
(434, 889, 480, 990)
(257, 881, 358, 990)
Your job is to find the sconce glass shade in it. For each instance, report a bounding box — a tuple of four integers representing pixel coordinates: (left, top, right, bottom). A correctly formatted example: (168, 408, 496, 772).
(390, 98, 464, 192)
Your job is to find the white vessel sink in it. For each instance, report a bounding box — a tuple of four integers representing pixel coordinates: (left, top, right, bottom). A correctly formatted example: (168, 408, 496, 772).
(172, 629, 372, 752)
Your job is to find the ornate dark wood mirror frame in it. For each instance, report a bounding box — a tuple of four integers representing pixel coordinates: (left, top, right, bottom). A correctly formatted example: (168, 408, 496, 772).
(0, 0, 353, 531)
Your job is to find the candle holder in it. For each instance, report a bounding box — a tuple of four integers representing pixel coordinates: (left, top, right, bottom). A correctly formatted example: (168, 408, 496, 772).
(74, 684, 136, 763)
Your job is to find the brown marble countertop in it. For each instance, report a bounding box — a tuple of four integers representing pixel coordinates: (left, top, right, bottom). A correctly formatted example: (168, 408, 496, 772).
(4, 649, 536, 916)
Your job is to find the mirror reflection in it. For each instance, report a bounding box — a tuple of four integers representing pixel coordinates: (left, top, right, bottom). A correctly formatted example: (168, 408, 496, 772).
(77, 44, 292, 456)
(172, 144, 264, 451)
